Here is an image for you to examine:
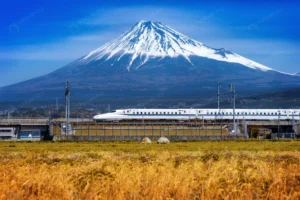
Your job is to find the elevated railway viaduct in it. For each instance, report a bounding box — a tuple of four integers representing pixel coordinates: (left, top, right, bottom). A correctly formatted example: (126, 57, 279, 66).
(0, 118, 299, 141)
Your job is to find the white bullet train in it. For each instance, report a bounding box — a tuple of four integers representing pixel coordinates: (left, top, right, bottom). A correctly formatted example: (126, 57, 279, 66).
(93, 108, 300, 121)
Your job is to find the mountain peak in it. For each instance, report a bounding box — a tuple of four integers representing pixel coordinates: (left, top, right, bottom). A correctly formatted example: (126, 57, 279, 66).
(82, 21, 272, 72)
(136, 20, 161, 26)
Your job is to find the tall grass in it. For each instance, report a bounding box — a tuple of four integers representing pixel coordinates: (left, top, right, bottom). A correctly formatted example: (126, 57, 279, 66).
(0, 141, 299, 199)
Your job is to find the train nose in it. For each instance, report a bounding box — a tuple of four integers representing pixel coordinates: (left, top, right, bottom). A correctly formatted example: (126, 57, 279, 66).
(93, 113, 121, 121)
(93, 114, 108, 120)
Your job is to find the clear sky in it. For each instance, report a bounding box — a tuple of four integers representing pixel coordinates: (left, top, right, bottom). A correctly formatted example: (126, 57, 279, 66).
(0, 0, 299, 87)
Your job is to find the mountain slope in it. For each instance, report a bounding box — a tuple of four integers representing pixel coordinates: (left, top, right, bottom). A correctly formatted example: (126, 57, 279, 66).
(0, 20, 299, 104)
(80, 20, 272, 72)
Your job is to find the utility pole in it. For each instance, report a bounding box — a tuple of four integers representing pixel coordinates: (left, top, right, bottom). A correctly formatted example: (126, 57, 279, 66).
(229, 84, 236, 135)
(7, 110, 9, 124)
(65, 81, 70, 135)
(217, 82, 220, 110)
(217, 82, 236, 135)
(278, 111, 280, 134)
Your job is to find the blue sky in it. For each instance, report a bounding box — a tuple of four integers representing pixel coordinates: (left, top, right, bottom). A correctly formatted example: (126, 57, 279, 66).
(0, 0, 299, 87)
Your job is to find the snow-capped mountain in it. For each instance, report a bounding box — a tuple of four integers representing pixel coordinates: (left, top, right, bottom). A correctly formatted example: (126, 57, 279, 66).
(1, 20, 299, 104)
(80, 20, 272, 72)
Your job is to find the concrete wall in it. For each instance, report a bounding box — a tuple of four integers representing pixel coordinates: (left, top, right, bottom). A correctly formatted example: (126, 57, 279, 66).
(55, 135, 247, 141)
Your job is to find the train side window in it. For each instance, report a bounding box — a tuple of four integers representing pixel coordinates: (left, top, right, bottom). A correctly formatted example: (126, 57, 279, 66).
(175, 112, 177, 114)
(133, 112, 135, 114)
(164, 112, 166, 114)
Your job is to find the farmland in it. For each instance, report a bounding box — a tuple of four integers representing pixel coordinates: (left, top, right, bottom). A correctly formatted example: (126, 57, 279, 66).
(0, 141, 300, 199)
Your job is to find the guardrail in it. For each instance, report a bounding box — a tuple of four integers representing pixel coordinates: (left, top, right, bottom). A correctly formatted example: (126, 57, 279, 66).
(0, 118, 49, 125)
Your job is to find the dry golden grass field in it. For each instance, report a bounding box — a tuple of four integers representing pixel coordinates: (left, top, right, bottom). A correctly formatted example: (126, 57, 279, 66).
(0, 141, 300, 200)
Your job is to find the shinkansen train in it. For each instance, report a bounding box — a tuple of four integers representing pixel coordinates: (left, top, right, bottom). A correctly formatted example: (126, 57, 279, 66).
(93, 109, 300, 121)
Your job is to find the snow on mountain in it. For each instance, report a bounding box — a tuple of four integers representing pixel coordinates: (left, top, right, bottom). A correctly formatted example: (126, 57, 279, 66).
(81, 20, 272, 72)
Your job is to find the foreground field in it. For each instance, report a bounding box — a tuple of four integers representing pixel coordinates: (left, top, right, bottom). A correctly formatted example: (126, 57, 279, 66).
(0, 141, 300, 199)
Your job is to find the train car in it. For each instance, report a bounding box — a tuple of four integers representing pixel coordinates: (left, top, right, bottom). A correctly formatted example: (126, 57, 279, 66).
(93, 108, 300, 121)
(0, 127, 16, 139)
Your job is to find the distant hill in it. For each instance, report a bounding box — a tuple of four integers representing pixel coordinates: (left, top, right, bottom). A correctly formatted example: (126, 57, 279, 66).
(203, 88, 300, 109)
